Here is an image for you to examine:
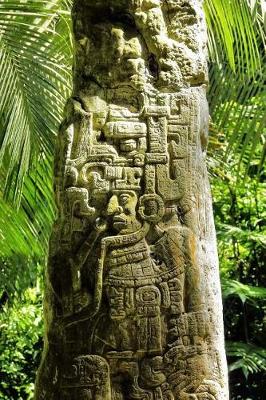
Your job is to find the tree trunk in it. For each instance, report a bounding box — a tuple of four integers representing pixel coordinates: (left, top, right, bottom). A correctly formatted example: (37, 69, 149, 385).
(35, 1, 228, 399)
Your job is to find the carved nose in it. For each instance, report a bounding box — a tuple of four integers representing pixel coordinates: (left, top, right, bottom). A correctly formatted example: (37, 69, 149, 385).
(107, 195, 123, 215)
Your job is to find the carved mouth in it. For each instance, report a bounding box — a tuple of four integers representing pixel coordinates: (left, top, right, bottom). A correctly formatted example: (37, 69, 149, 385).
(113, 215, 126, 225)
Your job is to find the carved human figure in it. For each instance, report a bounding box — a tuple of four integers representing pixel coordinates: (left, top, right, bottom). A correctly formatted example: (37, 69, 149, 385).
(61, 186, 216, 399)
(95, 190, 163, 353)
(76, 190, 164, 398)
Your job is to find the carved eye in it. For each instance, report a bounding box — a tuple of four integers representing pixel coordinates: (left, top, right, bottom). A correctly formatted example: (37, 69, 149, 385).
(119, 193, 130, 205)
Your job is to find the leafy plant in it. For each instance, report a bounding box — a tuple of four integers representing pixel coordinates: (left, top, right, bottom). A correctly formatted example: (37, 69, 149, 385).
(0, 286, 43, 400)
(0, 0, 71, 290)
(212, 136, 266, 399)
(226, 341, 266, 379)
(0, 0, 72, 203)
(205, 0, 266, 173)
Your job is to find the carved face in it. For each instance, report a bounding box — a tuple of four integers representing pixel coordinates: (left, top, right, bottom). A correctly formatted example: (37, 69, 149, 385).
(106, 190, 141, 233)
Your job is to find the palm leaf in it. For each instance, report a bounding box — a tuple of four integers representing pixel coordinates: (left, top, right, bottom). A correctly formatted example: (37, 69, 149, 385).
(0, 0, 72, 290)
(204, 0, 263, 74)
(0, 0, 72, 205)
(0, 154, 55, 296)
(205, 0, 265, 175)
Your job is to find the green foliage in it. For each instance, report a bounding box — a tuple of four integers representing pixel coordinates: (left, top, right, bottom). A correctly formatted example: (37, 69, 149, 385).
(204, 0, 263, 74)
(0, 0, 72, 204)
(205, 0, 266, 173)
(0, 0, 72, 278)
(0, 286, 43, 400)
(226, 341, 266, 379)
(0, 0, 265, 399)
(211, 131, 266, 398)
(222, 279, 266, 305)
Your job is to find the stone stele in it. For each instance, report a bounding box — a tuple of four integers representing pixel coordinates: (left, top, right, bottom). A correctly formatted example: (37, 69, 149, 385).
(34, 1, 229, 399)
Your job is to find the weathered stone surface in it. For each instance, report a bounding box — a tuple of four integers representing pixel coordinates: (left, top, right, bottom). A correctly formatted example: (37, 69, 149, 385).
(35, 1, 228, 399)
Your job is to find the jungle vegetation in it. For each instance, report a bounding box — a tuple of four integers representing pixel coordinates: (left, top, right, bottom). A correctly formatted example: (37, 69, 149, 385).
(0, 0, 265, 399)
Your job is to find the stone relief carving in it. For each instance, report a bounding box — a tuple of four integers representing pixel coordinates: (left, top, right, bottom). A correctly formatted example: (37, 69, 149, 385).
(35, 1, 228, 399)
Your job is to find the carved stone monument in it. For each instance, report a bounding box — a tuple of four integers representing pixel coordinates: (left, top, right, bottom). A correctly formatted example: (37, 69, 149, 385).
(35, 1, 229, 399)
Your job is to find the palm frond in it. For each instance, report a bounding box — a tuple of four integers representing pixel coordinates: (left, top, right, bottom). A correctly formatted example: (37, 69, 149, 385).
(208, 63, 266, 175)
(0, 155, 54, 257)
(205, 0, 266, 175)
(0, 1, 72, 289)
(0, 0, 72, 205)
(0, 155, 55, 295)
(204, 0, 264, 74)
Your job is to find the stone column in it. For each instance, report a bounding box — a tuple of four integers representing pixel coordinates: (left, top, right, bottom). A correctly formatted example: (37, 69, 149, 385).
(35, 1, 229, 399)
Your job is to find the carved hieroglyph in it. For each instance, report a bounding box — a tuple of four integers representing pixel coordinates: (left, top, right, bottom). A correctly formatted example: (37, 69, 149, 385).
(35, 1, 229, 399)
